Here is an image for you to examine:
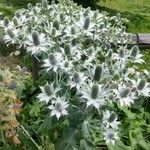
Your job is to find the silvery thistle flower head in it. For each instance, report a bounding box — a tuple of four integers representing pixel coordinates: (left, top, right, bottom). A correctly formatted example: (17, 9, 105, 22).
(25, 31, 49, 55)
(60, 58, 74, 73)
(131, 78, 150, 97)
(113, 46, 129, 63)
(68, 72, 87, 90)
(3, 28, 19, 45)
(130, 45, 144, 64)
(102, 110, 120, 129)
(48, 96, 69, 120)
(103, 129, 119, 145)
(43, 52, 64, 72)
(113, 83, 136, 107)
(0, 17, 14, 29)
(37, 82, 61, 104)
(82, 47, 99, 68)
(76, 14, 95, 37)
(81, 82, 106, 109)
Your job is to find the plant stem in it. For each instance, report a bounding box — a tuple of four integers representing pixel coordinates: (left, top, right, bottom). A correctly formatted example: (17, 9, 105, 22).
(20, 125, 41, 150)
(0, 130, 6, 143)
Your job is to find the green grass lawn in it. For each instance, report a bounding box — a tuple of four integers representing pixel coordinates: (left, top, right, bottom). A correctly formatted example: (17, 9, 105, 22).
(97, 0, 150, 33)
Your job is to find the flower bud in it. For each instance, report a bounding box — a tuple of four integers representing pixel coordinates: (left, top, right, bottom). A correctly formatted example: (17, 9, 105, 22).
(91, 84, 99, 99)
(44, 85, 52, 96)
(120, 88, 130, 98)
(53, 20, 59, 30)
(51, 27, 56, 36)
(94, 65, 102, 82)
(64, 44, 71, 56)
(13, 17, 19, 26)
(119, 49, 124, 58)
(137, 79, 146, 91)
(73, 72, 80, 83)
(32, 31, 40, 46)
(15, 11, 21, 18)
(108, 112, 117, 123)
(71, 27, 76, 35)
(83, 17, 90, 30)
(42, 0, 48, 9)
(48, 53, 57, 65)
(131, 45, 139, 57)
(7, 29, 14, 38)
(3, 17, 9, 27)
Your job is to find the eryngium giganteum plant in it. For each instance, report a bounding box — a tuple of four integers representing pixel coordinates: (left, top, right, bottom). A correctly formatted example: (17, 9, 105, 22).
(0, 0, 150, 147)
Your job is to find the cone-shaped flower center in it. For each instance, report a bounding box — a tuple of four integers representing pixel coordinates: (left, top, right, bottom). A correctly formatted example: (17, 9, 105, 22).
(7, 29, 15, 38)
(64, 61, 69, 68)
(44, 85, 52, 96)
(119, 49, 124, 58)
(94, 65, 102, 82)
(3, 17, 9, 27)
(73, 72, 80, 83)
(60, 13, 65, 22)
(55, 102, 62, 112)
(51, 27, 56, 36)
(83, 17, 90, 30)
(120, 88, 130, 98)
(108, 133, 115, 139)
(91, 84, 99, 99)
(53, 20, 59, 30)
(48, 53, 57, 65)
(15, 11, 21, 19)
(72, 38, 77, 46)
(13, 17, 19, 26)
(64, 44, 71, 56)
(137, 79, 146, 91)
(71, 27, 76, 35)
(131, 45, 139, 57)
(32, 31, 40, 46)
(108, 113, 117, 123)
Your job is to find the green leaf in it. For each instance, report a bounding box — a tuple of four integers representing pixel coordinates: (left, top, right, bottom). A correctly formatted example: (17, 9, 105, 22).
(81, 121, 91, 140)
(30, 101, 41, 117)
(107, 140, 131, 150)
(55, 127, 78, 150)
(137, 141, 150, 150)
(80, 139, 95, 150)
(1, 144, 12, 150)
(15, 82, 26, 98)
(37, 117, 52, 133)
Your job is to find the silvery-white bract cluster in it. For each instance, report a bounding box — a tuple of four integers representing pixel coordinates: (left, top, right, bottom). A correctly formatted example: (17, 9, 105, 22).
(102, 110, 120, 145)
(1, 0, 150, 145)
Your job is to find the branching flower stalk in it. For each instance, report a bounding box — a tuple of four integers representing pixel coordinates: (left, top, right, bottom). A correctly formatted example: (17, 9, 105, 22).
(0, 0, 150, 146)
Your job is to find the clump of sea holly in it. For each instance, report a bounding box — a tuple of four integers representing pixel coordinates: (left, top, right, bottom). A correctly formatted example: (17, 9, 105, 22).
(0, 0, 149, 147)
